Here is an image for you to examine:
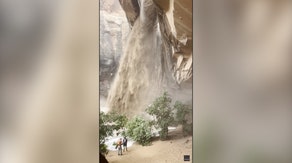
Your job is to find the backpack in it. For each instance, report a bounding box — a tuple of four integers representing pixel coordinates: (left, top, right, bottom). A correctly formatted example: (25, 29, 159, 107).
(123, 138, 127, 145)
(115, 140, 121, 149)
(118, 140, 122, 146)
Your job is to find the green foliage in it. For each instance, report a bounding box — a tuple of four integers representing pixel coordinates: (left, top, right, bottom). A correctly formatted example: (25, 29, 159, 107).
(108, 112, 128, 131)
(174, 101, 190, 124)
(100, 143, 109, 155)
(121, 130, 126, 137)
(182, 123, 193, 135)
(126, 116, 152, 146)
(99, 112, 113, 144)
(99, 111, 128, 154)
(146, 92, 174, 140)
(173, 101, 192, 135)
(99, 92, 192, 154)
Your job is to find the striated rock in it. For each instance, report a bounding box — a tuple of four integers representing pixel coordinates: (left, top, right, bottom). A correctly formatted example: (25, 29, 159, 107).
(155, 0, 193, 83)
(99, 0, 129, 97)
(119, 0, 193, 83)
(118, 0, 140, 27)
(106, 0, 193, 116)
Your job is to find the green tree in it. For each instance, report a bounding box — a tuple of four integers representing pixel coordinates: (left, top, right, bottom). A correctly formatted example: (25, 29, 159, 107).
(146, 91, 174, 140)
(99, 112, 113, 154)
(99, 112, 113, 144)
(108, 112, 128, 131)
(99, 111, 128, 154)
(125, 116, 152, 146)
(173, 101, 192, 135)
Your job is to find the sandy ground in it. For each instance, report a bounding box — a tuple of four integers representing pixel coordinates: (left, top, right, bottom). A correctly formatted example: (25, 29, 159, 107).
(105, 126, 192, 163)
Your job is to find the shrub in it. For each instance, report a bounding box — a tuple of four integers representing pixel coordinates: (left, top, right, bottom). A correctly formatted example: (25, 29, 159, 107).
(174, 101, 190, 124)
(173, 101, 192, 135)
(126, 116, 152, 146)
(146, 92, 174, 140)
(99, 111, 128, 154)
(121, 130, 126, 136)
(108, 112, 128, 131)
(182, 123, 193, 136)
(100, 143, 109, 155)
(99, 112, 113, 144)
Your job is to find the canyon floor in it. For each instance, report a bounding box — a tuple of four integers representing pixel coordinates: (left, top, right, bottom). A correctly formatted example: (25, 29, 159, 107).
(105, 126, 192, 163)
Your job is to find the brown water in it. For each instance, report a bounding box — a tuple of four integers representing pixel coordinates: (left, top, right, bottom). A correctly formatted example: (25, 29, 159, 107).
(106, 0, 162, 116)
(106, 0, 193, 117)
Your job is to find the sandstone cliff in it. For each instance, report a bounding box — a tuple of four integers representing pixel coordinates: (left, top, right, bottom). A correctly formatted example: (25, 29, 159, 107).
(99, 0, 129, 97)
(106, 0, 193, 115)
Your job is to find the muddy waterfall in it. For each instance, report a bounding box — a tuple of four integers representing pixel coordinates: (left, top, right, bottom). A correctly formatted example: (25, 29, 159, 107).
(106, 0, 192, 116)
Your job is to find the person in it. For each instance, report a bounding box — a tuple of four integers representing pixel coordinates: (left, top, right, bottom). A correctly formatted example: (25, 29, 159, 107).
(116, 138, 123, 155)
(122, 137, 128, 152)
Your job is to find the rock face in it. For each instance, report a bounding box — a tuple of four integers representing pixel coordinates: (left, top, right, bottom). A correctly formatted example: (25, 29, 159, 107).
(99, 0, 129, 97)
(106, 0, 193, 116)
(119, 0, 193, 84)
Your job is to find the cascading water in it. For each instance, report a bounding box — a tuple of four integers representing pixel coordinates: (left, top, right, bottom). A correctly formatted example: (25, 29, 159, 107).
(106, 0, 192, 116)
(139, 0, 145, 23)
(106, 0, 163, 116)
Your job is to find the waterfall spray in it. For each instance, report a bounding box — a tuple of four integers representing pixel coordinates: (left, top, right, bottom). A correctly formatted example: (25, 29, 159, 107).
(106, 0, 192, 116)
(139, 0, 145, 23)
(106, 0, 162, 116)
